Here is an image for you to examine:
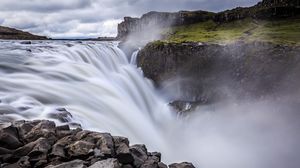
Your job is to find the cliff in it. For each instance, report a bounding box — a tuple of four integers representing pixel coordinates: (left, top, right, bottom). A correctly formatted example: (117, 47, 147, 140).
(117, 11, 215, 40)
(117, 0, 300, 41)
(0, 26, 48, 40)
(0, 120, 195, 168)
(137, 42, 300, 106)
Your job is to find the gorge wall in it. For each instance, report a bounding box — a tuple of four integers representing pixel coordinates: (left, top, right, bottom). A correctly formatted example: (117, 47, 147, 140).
(137, 42, 300, 105)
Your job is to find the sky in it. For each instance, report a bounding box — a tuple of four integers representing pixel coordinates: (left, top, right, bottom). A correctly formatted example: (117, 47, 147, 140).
(0, 0, 261, 39)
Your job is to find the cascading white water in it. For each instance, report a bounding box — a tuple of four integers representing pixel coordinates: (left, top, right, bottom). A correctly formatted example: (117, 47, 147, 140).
(0, 40, 299, 168)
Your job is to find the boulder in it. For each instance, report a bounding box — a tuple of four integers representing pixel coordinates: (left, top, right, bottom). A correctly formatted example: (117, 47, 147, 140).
(0, 123, 23, 149)
(130, 144, 148, 167)
(23, 120, 57, 144)
(88, 158, 120, 168)
(45, 160, 86, 168)
(113, 136, 134, 164)
(67, 140, 95, 157)
(169, 162, 195, 168)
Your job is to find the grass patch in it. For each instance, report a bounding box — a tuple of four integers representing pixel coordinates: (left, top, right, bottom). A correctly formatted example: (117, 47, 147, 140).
(163, 17, 300, 45)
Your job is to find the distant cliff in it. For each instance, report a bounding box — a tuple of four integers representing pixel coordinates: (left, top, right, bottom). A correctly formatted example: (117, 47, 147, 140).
(117, 11, 215, 40)
(0, 26, 48, 40)
(117, 0, 300, 40)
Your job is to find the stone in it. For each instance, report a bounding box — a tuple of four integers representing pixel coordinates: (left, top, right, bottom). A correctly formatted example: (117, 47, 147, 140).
(28, 138, 52, 162)
(130, 144, 148, 167)
(2, 156, 31, 168)
(169, 162, 196, 168)
(0, 123, 23, 149)
(23, 120, 57, 144)
(113, 136, 134, 164)
(13, 138, 51, 161)
(45, 159, 86, 168)
(141, 159, 158, 168)
(158, 162, 168, 168)
(51, 135, 76, 158)
(76, 131, 115, 157)
(67, 140, 95, 157)
(88, 158, 120, 168)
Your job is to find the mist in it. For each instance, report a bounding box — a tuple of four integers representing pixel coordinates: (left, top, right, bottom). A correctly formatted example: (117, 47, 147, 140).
(154, 40, 300, 168)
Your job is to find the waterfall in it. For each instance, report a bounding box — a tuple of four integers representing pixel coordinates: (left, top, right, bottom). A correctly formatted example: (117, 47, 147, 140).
(0, 40, 299, 168)
(0, 40, 174, 146)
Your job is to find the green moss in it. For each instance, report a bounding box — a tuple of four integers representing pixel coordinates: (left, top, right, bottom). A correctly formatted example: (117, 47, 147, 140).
(164, 17, 300, 45)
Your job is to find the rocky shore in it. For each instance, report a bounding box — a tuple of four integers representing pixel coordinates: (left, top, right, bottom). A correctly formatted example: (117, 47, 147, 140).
(0, 120, 194, 168)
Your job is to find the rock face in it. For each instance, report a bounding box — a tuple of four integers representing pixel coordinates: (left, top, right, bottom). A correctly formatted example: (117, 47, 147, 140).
(0, 120, 194, 168)
(137, 42, 300, 104)
(0, 26, 47, 40)
(117, 0, 300, 41)
(117, 11, 214, 40)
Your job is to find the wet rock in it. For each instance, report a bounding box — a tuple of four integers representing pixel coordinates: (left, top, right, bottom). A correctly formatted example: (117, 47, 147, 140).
(51, 135, 75, 158)
(76, 131, 115, 157)
(169, 162, 196, 168)
(20, 41, 32, 45)
(113, 136, 134, 164)
(45, 159, 86, 168)
(13, 137, 51, 162)
(158, 162, 168, 168)
(2, 156, 31, 168)
(28, 138, 52, 162)
(130, 144, 148, 167)
(23, 120, 57, 144)
(48, 108, 73, 123)
(68, 140, 95, 157)
(89, 158, 120, 168)
(0, 123, 23, 149)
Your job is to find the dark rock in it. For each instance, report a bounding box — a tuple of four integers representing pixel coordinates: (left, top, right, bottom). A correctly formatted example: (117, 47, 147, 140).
(130, 144, 148, 167)
(48, 108, 73, 123)
(141, 159, 159, 168)
(28, 138, 52, 162)
(2, 156, 31, 168)
(169, 162, 196, 168)
(76, 131, 115, 157)
(23, 120, 57, 144)
(0, 120, 194, 168)
(45, 159, 86, 168)
(51, 135, 76, 158)
(13, 137, 51, 162)
(88, 158, 120, 168)
(20, 41, 32, 45)
(158, 162, 168, 168)
(113, 136, 134, 164)
(67, 140, 95, 157)
(0, 123, 23, 149)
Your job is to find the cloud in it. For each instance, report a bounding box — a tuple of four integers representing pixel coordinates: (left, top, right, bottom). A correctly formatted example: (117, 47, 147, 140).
(0, 0, 261, 38)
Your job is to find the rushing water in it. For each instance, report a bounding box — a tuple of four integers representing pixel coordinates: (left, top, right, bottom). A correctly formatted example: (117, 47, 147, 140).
(0, 40, 299, 168)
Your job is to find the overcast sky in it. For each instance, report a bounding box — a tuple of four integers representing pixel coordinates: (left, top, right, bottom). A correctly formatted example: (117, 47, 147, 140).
(0, 0, 260, 39)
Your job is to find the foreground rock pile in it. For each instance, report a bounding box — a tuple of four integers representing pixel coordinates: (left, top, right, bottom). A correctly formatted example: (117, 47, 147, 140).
(0, 120, 195, 168)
